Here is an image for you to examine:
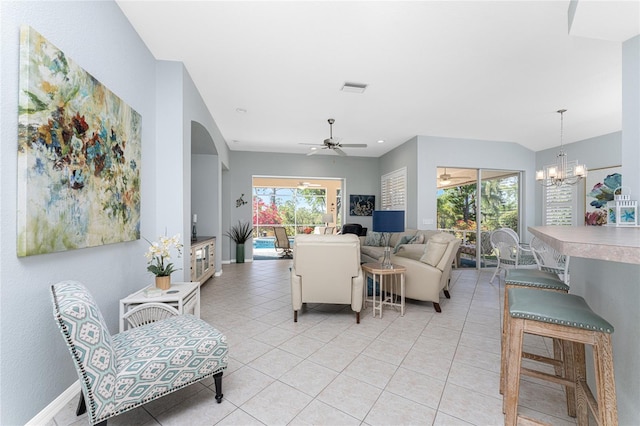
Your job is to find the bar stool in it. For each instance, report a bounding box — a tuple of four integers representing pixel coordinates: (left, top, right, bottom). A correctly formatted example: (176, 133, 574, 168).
(500, 270, 570, 399)
(504, 287, 617, 426)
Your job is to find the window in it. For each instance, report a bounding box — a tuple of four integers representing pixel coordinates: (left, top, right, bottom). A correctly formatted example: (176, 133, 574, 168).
(381, 168, 406, 211)
(541, 162, 578, 226)
(542, 184, 576, 225)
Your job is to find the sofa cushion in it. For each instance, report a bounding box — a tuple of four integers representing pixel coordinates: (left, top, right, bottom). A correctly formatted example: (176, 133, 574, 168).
(393, 235, 416, 253)
(420, 234, 452, 267)
(388, 230, 417, 248)
(365, 231, 384, 246)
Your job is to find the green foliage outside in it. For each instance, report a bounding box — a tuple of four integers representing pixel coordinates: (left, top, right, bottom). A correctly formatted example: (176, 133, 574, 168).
(437, 175, 519, 242)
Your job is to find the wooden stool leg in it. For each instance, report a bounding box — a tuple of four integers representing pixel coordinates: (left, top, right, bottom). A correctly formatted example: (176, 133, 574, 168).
(574, 341, 589, 426)
(594, 333, 618, 425)
(504, 317, 524, 425)
(561, 338, 576, 417)
(500, 285, 509, 395)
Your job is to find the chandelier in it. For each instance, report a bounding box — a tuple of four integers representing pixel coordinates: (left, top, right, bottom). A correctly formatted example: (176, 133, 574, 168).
(536, 109, 587, 187)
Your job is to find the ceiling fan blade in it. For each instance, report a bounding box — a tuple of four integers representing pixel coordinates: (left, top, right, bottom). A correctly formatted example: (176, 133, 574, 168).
(306, 149, 319, 156)
(339, 144, 367, 148)
(333, 147, 347, 156)
(300, 143, 324, 146)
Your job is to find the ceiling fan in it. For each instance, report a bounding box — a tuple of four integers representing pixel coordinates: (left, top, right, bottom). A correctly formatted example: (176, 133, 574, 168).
(297, 181, 321, 189)
(438, 168, 473, 186)
(301, 118, 367, 156)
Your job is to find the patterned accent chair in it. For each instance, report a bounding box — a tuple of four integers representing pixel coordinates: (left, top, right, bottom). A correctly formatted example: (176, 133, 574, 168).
(51, 281, 228, 425)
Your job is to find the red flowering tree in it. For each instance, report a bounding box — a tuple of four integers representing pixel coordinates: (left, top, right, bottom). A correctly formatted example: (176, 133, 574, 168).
(253, 198, 282, 226)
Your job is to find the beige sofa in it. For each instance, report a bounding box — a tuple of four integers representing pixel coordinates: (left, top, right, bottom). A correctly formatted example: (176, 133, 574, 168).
(290, 234, 364, 323)
(359, 228, 441, 263)
(360, 229, 461, 312)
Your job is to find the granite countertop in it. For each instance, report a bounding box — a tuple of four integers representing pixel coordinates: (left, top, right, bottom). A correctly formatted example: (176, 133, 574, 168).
(528, 226, 640, 265)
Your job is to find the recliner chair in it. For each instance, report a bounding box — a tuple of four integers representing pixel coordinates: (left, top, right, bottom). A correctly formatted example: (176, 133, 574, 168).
(290, 234, 364, 323)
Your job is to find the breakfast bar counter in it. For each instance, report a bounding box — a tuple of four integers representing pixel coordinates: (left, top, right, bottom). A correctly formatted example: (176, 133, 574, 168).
(528, 225, 640, 264)
(528, 225, 640, 424)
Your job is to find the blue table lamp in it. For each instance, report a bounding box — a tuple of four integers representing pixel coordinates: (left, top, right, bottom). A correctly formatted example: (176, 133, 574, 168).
(372, 210, 405, 268)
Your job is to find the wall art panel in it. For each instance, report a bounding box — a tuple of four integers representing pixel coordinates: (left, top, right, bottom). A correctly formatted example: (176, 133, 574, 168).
(17, 26, 141, 256)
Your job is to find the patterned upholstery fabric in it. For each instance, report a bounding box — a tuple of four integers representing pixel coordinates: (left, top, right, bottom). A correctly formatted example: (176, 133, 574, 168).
(51, 281, 228, 425)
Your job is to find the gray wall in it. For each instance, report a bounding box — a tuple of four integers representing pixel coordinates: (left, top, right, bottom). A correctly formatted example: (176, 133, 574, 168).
(1, 2, 157, 424)
(221, 151, 379, 262)
(411, 136, 537, 236)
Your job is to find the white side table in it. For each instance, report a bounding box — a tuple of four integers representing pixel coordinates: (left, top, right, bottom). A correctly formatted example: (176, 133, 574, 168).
(119, 281, 201, 332)
(361, 263, 406, 318)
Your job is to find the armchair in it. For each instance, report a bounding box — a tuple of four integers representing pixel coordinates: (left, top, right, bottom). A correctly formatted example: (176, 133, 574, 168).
(489, 228, 536, 283)
(51, 281, 228, 425)
(290, 234, 364, 323)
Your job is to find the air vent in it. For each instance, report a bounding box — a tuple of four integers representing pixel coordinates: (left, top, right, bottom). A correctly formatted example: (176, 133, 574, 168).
(341, 82, 367, 93)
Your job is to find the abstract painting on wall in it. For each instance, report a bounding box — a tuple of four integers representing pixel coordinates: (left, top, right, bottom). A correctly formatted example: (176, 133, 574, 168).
(349, 195, 375, 216)
(17, 26, 141, 257)
(584, 166, 622, 226)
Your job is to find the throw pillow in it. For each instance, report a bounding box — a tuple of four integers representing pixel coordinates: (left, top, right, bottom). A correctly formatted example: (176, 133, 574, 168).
(412, 234, 425, 244)
(420, 234, 451, 267)
(393, 235, 415, 253)
(365, 231, 384, 247)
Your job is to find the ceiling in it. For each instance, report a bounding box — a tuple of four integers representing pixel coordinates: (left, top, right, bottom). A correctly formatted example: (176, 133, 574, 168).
(116, 1, 639, 158)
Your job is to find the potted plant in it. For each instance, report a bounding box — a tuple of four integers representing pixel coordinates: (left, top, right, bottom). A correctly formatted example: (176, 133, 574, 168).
(144, 233, 183, 289)
(225, 221, 253, 263)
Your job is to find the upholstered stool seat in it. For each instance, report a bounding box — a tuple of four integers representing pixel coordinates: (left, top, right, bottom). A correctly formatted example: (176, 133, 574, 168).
(500, 269, 570, 399)
(504, 288, 617, 425)
(504, 269, 570, 290)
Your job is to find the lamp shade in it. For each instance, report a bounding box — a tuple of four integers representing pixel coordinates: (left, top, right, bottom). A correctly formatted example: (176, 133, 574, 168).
(372, 210, 405, 233)
(322, 213, 333, 223)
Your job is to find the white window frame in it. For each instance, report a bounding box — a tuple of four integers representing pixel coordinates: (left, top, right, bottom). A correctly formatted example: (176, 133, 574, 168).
(381, 167, 407, 211)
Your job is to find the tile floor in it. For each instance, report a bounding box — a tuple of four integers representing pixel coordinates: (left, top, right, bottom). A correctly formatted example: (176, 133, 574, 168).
(52, 260, 577, 426)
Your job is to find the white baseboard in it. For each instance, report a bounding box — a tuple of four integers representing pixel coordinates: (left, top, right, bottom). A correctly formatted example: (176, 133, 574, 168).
(27, 381, 80, 426)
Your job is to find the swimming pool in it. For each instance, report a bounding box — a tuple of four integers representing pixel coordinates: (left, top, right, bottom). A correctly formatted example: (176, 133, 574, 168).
(253, 237, 294, 249)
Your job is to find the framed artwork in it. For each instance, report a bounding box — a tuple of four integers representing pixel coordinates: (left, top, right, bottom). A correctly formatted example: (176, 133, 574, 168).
(584, 166, 622, 226)
(349, 194, 375, 216)
(17, 26, 141, 256)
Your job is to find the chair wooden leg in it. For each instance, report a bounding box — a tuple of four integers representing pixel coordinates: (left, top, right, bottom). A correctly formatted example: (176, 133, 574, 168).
(574, 341, 589, 426)
(294, 311, 298, 322)
(356, 312, 360, 324)
(443, 289, 451, 299)
(213, 371, 224, 403)
(433, 302, 441, 313)
(76, 391, 86, 416)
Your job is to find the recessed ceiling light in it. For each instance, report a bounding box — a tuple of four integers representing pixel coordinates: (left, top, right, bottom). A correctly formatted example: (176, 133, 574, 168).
(377, 140, 385, 144)
(341, 82, 367, 94)
(235, 108, 247, 113)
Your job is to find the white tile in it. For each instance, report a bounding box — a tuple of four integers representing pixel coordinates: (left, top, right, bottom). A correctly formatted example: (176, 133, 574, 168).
(248, 347, 303, 379)
(223, 366, 275, 406)
(154, 387, 237, 426)
(216, 408, 266, 425)
(438, 382, 504, 425)
(289, 399, 361, 426)
(342, 353, 398, 388)
(386, 367, 446, 409)
(317, 374, 382, 421)
(364, 390, 437, 426)
(279, 359, 339, 397)
(241, 381, 312, 425)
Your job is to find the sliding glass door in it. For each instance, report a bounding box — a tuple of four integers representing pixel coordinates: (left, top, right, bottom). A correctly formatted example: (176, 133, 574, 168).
(436, 168, 521, 269)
